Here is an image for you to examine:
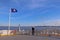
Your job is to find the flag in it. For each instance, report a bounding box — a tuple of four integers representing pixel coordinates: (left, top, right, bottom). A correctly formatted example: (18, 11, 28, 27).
(11, 8, 17, 13)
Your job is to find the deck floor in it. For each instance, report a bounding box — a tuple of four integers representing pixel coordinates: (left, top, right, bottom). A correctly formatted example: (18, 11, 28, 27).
(0, 35, 60, 40)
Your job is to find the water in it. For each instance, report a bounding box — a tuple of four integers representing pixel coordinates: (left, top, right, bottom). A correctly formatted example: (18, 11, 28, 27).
(0, 26, 60, 30)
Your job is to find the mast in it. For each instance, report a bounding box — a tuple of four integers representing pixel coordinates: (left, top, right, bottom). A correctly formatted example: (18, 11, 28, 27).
(19, 24, 21, 31)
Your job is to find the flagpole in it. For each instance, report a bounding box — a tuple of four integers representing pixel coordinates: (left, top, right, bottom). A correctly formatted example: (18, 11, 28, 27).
(8, 8, 17, 35)
(8, 8, 11, 35)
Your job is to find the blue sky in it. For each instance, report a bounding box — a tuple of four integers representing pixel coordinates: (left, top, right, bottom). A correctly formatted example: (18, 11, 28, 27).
(0, 0, 60, 26)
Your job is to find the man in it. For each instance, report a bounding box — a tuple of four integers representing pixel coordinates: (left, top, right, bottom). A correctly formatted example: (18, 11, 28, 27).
(32, 27, 35, 35)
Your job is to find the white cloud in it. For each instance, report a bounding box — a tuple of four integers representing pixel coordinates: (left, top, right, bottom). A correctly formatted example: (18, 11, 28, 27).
(11, 0, 20, 6)
(26, 0, 48, 9)
(12, 0, 59, 10)
(40, 20, 60, 26)
(11, 13, 33, 20)
(0, 7, 8, 14)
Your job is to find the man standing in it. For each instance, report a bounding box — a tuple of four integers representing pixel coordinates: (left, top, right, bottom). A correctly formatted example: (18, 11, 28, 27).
(32, 27, 35, 35)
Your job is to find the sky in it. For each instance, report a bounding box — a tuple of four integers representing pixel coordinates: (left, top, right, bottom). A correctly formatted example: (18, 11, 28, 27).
(0, 0, 60, 26)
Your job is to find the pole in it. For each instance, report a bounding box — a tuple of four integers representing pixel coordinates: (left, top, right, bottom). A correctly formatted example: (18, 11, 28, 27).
(8, 8, 11, 35)
(19, 24, 20, 31)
